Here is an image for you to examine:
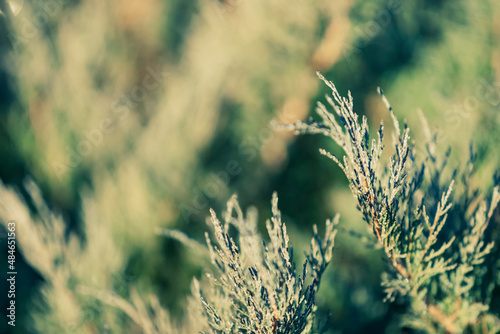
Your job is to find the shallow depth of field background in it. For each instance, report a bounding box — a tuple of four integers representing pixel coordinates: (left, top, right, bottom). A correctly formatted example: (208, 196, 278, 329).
(0, 0, 499, 333)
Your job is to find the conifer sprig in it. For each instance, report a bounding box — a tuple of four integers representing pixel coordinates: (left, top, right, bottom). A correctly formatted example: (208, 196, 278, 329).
(279, 73, 500, 333)
(187, 193, 338, 334)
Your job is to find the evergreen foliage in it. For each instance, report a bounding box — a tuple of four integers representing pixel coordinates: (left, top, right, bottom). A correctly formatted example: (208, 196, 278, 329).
(1, 72, 499, 333)
(192, 193, 338, 333)
(279, 73, 500, 333)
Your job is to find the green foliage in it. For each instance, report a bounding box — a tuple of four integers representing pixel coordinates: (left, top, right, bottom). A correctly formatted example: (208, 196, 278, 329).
(280, 73, 500, 333)
(3, 72, 499, 333)
(192, 193, 338, 333)
(1, 0, 499, 333)
(2, 68, 499, 333)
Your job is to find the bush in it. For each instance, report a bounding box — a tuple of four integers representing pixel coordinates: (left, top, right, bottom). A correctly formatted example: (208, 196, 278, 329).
(2, 73, 499, 333)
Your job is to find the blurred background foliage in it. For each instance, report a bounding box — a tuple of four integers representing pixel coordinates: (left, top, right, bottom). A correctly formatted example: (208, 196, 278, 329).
(0, 0, 499, 333)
